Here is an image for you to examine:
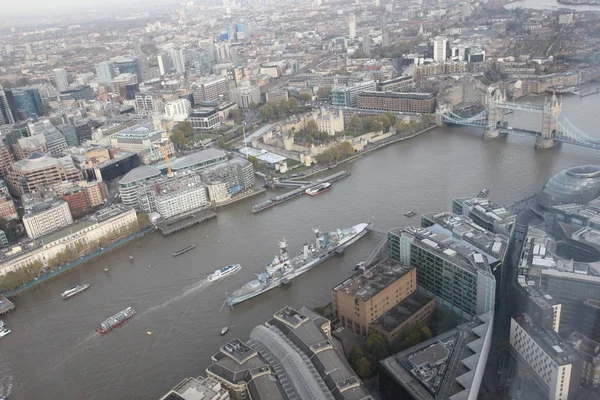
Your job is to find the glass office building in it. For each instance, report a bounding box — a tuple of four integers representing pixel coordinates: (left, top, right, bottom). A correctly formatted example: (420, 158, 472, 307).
(13, 88, 43, 118)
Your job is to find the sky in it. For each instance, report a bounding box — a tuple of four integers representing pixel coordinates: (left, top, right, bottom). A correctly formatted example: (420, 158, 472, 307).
(0, 0, 178, 15)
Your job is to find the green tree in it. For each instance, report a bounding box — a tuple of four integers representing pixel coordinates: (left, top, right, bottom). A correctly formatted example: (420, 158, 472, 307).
(247, 155, 260, 169)
(384, 111, 397, 126)
(366, 332, 389, 361)
(299, 93, 312, 102)
(420, 326, 432, 340)
(349, 345, 364, 366)
(288, 97, 299, 112)
(316, 86, 332, 100)
(249, 101, 258, 110)
(137, 213, 151, 228)
(355, 357, 372, 379)
(306, 119, 319, 135)
(175, 121, 195, 136)
(229, 109, 245, 125)
(348, 116, 362, 133)
(170, 130, 187, 147)
(260, 102, 275, 121)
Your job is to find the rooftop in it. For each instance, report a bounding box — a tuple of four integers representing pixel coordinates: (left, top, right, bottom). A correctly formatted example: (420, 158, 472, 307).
(358, 91, 435, 100)
(169, 148, 227, 171)
(513, 314, 579, 366)
(160, 376, 227, 400)
(332, 258, 414, 302)
(119, 165, 162, 186)
(371, 291, 434, 334)
(380, 312, 493, 400)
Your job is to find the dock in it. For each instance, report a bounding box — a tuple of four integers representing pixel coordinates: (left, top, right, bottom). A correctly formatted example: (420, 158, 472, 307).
(0, 294, 15, 315)
(158, 209, 217, 235)
(251, 171, 350, 213)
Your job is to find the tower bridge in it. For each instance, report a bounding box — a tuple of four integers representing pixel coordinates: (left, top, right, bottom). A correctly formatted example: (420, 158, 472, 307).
(436, 89, 600, 149)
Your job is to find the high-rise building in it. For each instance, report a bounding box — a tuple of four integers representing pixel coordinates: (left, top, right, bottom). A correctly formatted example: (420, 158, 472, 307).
(157, 54, 173, 76)
(12, 87, 43, 119)
(0, 196, 18, 220)
(111, 73, 138, 95)
(164, 99, 191, 121)
(388, 225, 496, 320)
(95, 62, 116, 84)
(59, 85, 94, 101)
(229, 82, 261, 109)
(362, 28, 371, 55)
(510, 314, 582, 400)
(112, 56, 142, 82)
(566, 332, 600, 388)
(53, 68, 69, 92)
(192, 75, 228, 103)
(7, 153, 83, 196)
(0, 143, 14, 180)
(23, 200, 73, 239)
(169, 49, 186, 74)
(0, 87, 18, 125)
(56, 124, 79, 147)
(433, 36, 448, 63)
(348, 14, 356, 40)
(14, 134, 47, 160)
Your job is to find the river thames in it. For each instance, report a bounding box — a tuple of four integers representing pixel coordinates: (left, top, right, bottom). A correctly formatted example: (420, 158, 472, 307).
(1, 88, 600, 399)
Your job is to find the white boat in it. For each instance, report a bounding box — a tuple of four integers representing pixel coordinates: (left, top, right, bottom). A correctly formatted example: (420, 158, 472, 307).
(208, 264, 241, 282)
(0, 328, 10, 338)
(220, 326, 229, 336)
(0, 320, 4, 329)
(305, 182, 332, 196)
(62, 284, 91, 299)
(61, 284, 90, 299)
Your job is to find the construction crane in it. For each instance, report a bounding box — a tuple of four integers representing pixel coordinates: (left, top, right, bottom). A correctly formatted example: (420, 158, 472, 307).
(159, 143, 173, 177)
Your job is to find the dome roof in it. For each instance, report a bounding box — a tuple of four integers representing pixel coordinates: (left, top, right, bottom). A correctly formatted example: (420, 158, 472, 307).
(538, 165, 600, 208)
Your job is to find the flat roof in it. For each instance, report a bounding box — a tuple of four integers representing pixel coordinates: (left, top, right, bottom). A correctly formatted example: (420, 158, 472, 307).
(371, 291, 434, 333)
(409, 343, 449, 368)
(513, 314, 578, 365)
(332, 258, 414, 302)
(358, 91, 435, 100)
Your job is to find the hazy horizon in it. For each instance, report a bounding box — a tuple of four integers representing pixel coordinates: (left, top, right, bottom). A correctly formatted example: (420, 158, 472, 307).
(0, 0, 184, 15)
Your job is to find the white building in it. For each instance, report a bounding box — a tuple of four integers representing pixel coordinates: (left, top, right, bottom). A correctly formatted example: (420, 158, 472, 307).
(170, 48, 186, 74)
(119, 165, 162, 208)
(230, 82, 261, 109)
(433, 36, 448, 63)
(193, 75, 228, 103)
(348, 14, 356, 40)
(95, 62, 115, 85)
(204, 181, 231, 203)
(23, 201, 73, 239)
(510, 314, 582, 400)
(159, 376, 230, 400)
(53, 68, 69, 92)
(110, 124, 165, 153)
(164, 99, 191, 121)
(0, 206, 137, 276)
(315, 109, 344, 136)
(134, 93, 157, 114)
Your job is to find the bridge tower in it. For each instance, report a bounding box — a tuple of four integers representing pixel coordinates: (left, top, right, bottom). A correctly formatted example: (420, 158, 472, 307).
(435, 104, 450, 126)
(536, 94, 560, 148)
(484, 89, 505, 139)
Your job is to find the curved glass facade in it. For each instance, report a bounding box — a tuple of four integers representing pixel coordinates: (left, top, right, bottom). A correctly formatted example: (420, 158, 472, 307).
(537, 165, 600, 209)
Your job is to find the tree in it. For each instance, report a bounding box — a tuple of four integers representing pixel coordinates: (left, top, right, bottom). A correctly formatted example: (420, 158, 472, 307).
(366, 332, 389, 361)
(175, 121, 195, 137)
(420, 326, 432, 340)
(349, 345, 364, 366)
(355, 357, 372, 379)
(229, 109, 245, 125)
(247, 155, 260, 169)
(249, 101, 258, 110)
(279, 99, 291, 116)
(260, 102, 275, 121)
(299, 93, 312, 102)
(170, 130, 187, 147)
(288, 97, 299, 112)
(306, 119, 319, 135)
(348, 116, 362, 133)
(316, 86, 332, 100)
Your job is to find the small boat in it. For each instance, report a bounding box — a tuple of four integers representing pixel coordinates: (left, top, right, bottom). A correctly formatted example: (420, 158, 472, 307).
(305, 182, 332, 196)
(96, 307, 136, 334)
(0, 320, 4, 329)
(0, 327, 10, 338)
(104, 267, 109, 273)
(207, 264, 241, 282)
(478, 188, 489, 198)
(129, 256, 134, 262)
(404, 211, 416, 217)
(61, 284, 90, 299)
(172, 245, 196, 257)
(146, 331, 152, 336)
(220, 326, 229, 336)
(147, 265, 152, 269)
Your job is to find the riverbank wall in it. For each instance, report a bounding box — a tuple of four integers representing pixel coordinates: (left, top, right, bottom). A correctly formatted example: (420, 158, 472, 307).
(2, 226, 155, 298)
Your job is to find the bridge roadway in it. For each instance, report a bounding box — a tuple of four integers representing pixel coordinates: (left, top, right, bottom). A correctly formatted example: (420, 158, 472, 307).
(250, 171, 350, 213)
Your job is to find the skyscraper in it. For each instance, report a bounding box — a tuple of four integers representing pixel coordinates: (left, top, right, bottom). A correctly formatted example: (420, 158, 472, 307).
(362, 28, 371, 55)
(348, 14, 356, 40)
(169, 49, 186, 74)
(53, 68, 69, 92)
(112, 56, 142, 82)
(0, 87, 18, 125)
(95, 62, 116, 84)
(157, 54, 173, 76)
(433, 36, 448, 63)
(12, 87, 43, 119)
